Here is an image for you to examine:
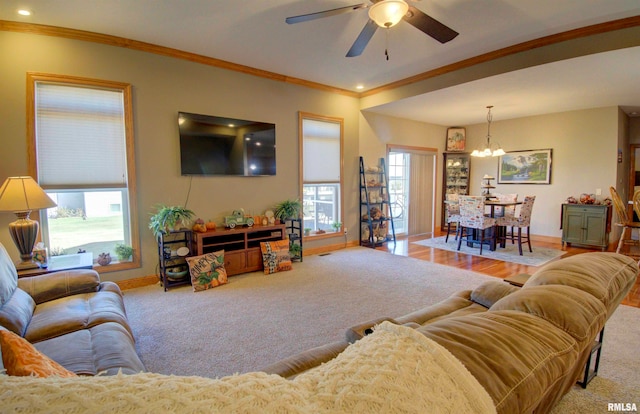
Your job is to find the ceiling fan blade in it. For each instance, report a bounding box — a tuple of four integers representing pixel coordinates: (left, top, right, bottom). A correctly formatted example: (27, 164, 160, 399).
(286, 3, 367, 24)
(403, 5, 458, 44)
(346, 20, 378, 57)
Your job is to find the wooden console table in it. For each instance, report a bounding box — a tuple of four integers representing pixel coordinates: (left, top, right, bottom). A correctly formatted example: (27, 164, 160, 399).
(192, 224, 286, 276)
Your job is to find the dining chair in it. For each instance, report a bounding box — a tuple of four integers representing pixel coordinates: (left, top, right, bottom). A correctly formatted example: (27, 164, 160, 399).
(444, 193, 461, 243)
(609, 186, 640, 259)
(496, 195, 535, 255)
(457, 196, 496, 255)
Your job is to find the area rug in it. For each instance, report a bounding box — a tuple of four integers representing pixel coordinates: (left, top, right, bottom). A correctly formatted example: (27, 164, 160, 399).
(412, 235, 566, 266)
(123, 248, 502, 379)
(122, 247, 639, 413)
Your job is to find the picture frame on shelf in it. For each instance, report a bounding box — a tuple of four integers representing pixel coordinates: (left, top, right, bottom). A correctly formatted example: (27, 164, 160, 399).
(446, 127, 466, 152)
(498, 148, 552, 184)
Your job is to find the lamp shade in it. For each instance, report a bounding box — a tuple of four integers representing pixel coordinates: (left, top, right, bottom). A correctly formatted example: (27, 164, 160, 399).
(0, 176, 57, 212)
(368, 0, 409, 28)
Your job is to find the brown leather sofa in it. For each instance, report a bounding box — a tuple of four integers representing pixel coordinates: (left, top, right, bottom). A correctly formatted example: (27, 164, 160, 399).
(262, 252, 637, 413)
(0, 243, 145, 375)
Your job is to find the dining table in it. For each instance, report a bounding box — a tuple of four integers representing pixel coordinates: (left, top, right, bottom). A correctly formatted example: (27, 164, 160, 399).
(445, 197, 523, 250)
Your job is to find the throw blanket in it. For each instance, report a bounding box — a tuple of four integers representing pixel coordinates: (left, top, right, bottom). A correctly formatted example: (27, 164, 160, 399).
(0, 322, 495, 414)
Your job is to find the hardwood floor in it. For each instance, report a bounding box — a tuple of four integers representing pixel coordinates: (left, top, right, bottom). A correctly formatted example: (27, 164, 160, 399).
(377, 232, 640, 308)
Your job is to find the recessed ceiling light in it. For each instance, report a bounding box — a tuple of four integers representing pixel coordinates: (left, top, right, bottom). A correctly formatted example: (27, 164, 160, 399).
(356, 85, 364, 90)
(17, 9, 32, 16)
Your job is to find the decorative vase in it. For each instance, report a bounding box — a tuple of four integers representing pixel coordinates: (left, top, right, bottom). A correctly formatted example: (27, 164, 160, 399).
(97, 253, 112, 266)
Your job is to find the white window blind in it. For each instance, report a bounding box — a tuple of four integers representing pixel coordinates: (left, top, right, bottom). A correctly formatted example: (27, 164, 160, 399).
(302, 119, 340, 182)
(35, 83, 127, 188)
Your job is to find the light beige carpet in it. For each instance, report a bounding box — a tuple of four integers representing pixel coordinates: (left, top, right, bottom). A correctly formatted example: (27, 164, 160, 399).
(122, 247, 639, 412)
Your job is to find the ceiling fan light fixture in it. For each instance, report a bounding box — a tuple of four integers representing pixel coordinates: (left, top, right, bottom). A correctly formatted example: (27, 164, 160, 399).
(368, 0, 409, 28)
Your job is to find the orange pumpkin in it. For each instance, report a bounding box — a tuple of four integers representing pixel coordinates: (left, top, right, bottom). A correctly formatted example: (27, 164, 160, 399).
(192, 223, 207, 233)
(192, 218, 207, 233)
(205, 220, 216, 231)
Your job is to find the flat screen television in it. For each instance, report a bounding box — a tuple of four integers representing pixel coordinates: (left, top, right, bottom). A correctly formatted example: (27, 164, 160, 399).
(178, 112, 276, 176)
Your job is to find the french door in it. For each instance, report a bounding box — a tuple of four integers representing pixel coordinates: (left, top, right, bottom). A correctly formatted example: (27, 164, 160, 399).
(387, 146, 437, 236)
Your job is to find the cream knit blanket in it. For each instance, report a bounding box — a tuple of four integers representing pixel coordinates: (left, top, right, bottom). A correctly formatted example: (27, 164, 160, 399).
(0, 322, 495, 413)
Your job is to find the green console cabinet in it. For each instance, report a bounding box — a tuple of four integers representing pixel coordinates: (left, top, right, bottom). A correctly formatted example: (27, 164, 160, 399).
(561, 204, 611, 251)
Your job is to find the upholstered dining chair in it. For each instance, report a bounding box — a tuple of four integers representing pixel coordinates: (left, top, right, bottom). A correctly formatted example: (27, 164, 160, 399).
(457, 196, 496, 255)
(610, 186, 640, 260)
(496, 195, 536, 255)
(444, 193, 461, 243)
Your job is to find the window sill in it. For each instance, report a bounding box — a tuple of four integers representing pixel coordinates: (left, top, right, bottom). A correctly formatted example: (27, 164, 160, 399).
(95, 259, 141, 274)
(303, 231, 343, 242)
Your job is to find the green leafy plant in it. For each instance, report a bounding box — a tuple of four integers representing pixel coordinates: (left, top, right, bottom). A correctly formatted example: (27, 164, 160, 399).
(331, 221, 342, 232)
(114, 244, 134, 261)
(149, 205, 195, 238)
(274, 199, 302, 220)
(289, 242, 301, 259)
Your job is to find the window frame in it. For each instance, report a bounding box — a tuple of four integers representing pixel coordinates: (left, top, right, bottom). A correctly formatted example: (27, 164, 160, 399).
(27, 72, 141, 272)
(298, 112, 344, 239)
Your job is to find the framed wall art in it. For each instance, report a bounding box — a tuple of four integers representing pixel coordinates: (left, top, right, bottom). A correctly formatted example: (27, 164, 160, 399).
(498, 149, 552, 184)
(446, 127, 466, 152)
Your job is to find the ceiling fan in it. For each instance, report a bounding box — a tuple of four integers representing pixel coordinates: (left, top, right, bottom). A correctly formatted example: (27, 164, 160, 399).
(286, 0, 458, 58)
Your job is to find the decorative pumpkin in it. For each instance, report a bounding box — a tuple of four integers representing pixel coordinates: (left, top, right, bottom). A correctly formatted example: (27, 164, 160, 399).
(205, 220, 216, 231)
(97, 253, 112, 266)
(369, 207, 382, 220)
(192, 218, 207, 233)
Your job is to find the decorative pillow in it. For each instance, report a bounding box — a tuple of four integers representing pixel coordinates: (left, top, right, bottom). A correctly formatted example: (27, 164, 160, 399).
(185, 251, 228, 292)
(0, 329, 77, 377)
(260, 240, 292, 274)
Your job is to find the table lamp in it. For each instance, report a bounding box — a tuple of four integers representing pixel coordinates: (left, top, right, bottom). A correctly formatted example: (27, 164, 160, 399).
(0, 176, 57, 270)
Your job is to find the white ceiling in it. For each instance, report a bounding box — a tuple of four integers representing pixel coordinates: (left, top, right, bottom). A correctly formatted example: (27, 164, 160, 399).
(1, 0, 639, 126)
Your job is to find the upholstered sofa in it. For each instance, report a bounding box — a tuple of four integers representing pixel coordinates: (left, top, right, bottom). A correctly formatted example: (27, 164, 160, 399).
(1, 251, 636, 414)
(263, 252, 637, 413)
(0, 243, 145, 375)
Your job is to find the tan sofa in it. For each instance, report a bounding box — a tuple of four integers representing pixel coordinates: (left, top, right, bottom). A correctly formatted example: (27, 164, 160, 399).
(0, 243, 144, 375)
(263, 252, 637, 413)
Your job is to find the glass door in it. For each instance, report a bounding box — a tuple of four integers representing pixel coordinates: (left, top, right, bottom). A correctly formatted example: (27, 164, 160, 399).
(388, 152, 410, 234)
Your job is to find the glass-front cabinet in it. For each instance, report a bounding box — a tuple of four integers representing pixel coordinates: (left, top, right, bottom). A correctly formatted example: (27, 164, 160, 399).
(441, 153, 471, 228)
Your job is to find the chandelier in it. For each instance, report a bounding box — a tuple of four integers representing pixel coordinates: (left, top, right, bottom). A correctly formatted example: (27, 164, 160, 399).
(471, 105, 505, 157)
(368, 0, 409, 28)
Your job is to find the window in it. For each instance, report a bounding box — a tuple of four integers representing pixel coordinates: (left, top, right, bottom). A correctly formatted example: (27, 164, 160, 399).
(299, 113, 343, 235)
(27, 73, 140, 271)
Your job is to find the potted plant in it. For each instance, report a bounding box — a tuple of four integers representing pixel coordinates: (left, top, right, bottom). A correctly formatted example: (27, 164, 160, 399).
(274, 199, 302, 221)
(304, 228, 311, 236)
(149, 205, 195, 238)
(289, 243, 302, 260)
(331, 221, 342, 232)
(115, 244, 134, 261)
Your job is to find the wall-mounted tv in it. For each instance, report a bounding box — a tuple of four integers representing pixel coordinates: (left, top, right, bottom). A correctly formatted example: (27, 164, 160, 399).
(178, 112, 276, 176)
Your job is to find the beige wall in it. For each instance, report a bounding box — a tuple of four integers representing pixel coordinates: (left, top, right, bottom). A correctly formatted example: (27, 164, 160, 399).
(0, 31, 360, 282)
(361, 107, 621, 238)
(470, 107, 619, 237)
